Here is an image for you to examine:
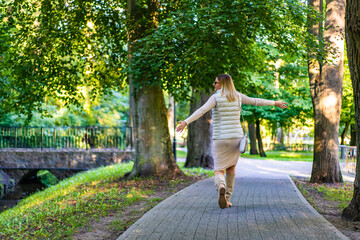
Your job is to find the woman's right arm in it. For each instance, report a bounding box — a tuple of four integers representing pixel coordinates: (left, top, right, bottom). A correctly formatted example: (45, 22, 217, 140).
(176, 95, 216, 132)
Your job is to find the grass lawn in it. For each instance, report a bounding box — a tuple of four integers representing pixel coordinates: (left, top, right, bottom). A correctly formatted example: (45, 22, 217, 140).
(242, 151, 313, 162)
(176, 148, 314, 162)
(0, 162, 213, 240)
(176, 149, 187, 158)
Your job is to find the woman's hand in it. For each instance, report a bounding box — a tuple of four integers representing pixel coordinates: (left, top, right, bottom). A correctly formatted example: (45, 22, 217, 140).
(176, 121, 187, 133)
(275, 100, 288, 109)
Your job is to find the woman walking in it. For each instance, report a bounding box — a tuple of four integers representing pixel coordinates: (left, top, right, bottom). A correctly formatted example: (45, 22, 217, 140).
(176, 74, 287, 209)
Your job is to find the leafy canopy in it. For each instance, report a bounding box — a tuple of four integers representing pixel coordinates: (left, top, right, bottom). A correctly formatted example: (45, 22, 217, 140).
(0, 0, 127, 121)
(129, 0, 314, 100)
(1, 0, 317, 122)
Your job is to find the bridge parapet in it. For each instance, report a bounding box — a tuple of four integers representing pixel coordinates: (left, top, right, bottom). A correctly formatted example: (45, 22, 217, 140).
(0, 148, 134, 183)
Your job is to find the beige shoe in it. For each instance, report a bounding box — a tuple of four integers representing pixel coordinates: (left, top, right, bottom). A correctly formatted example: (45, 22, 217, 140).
(214, 174, 227, 209)
(225, 173, 235, 207)
(218, 184, 227, 209)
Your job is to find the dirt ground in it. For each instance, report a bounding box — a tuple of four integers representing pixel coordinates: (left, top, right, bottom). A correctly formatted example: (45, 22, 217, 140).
(293, 177, 360, 240)
(71, 175, 204, 240)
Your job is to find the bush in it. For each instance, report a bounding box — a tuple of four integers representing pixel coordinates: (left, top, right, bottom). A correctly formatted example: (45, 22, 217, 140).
(273, 143, 287, 151)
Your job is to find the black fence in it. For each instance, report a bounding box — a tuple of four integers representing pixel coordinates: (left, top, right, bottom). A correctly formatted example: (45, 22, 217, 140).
(266, 143, 314, 152)
(0, 126, 133, 150)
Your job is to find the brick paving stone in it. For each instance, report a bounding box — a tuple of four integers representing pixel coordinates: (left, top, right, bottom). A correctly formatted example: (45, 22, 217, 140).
(118, 172, 349, 240)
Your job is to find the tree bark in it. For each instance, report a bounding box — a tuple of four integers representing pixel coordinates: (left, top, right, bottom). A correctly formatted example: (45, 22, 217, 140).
(255, 118, 266, 157)
(277, 127, 284, 145)
(185, 90, 214, 169)
(127, 0, 183, 177)
(342, 0, 360, 221)
(350, 123, 356, 146)
(308, 0, 344, 183)
(248, 123, 258, 155)
(340, 120, 350, 145)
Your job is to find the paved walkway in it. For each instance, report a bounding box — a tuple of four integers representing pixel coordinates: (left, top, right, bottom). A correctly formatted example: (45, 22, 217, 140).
(118, 158, 350, 240)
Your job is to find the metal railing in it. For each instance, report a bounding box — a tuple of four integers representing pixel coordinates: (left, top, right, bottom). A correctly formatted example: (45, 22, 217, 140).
(339, 145, 357, 174)
(266, 143, 314, 152)
(0, 126, 133, 150)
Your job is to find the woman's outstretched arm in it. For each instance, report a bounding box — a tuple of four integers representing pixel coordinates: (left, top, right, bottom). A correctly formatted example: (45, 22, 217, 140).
(240, 93, 288, 109)
(176, 95, 216, 132)
(274, 100, 288, 109)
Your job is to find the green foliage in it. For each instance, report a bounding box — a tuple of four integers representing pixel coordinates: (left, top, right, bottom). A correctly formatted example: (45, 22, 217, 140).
(0, 0, 127, 121)
(1, 0, 319, 123)
(37, 170, 58, 187)
(0, 89, 129, 127)
(340, 50, 355, 134)
(0, 171, 15, 197)
(241, 48, 312, 136)
(175, 99, 191, 123)
(272, 143, 287, 151)
(130, 0, 316, 102)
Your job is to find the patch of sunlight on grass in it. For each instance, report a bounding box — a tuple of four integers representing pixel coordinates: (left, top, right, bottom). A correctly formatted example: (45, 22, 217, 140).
(312, 183, 353, 210)
(178, 162, 214, 177)
(0, 162, 138, 239)
(176, 149, 187, 158)
(242, 151, 313, 162)
(296, 180, 354, 211)
(91, 181, 101, 186)
(0, 162, 133, 222)
(79, 188, 97, 199)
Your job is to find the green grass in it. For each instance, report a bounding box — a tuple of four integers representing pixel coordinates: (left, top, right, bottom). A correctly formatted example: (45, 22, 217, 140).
(294, 178, 354, 211)
(0, 160, 213, 239)
(242, 151, 313, 162)
(176, 149, 187, 158)
(0, 162, 144, 239)
(177, 162, 214, 177)
(314, 183, 353, 210)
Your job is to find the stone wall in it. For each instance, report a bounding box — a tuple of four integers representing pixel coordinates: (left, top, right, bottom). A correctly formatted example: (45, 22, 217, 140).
(0, 149, 134, 183)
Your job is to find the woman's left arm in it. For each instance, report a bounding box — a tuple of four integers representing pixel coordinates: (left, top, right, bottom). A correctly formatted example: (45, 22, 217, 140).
(240, 93, 288, 109)
(274, 100, 288, 109)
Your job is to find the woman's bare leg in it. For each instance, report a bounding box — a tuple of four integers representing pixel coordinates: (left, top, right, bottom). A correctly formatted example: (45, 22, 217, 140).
(225, 165, 236, 175)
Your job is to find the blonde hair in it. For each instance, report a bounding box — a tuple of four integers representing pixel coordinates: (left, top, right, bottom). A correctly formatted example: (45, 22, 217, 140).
(216, 74, 238, 102)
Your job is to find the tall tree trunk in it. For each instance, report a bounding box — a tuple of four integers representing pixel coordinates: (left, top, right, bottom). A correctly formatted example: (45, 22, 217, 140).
(255, 118, 266, 157)
(185, 90, 214, 168)
(248, 123, 258, 155)
(127, 0, 183, 177)
(167, 95, 175, 141)
(342, 0, 360, 221)
(277, 127, 284, 145)
(287, 130, 291, 145)
(340, 120, 350, 145)
(350, 123, 356, 146)
(308, 0, 344, 183)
